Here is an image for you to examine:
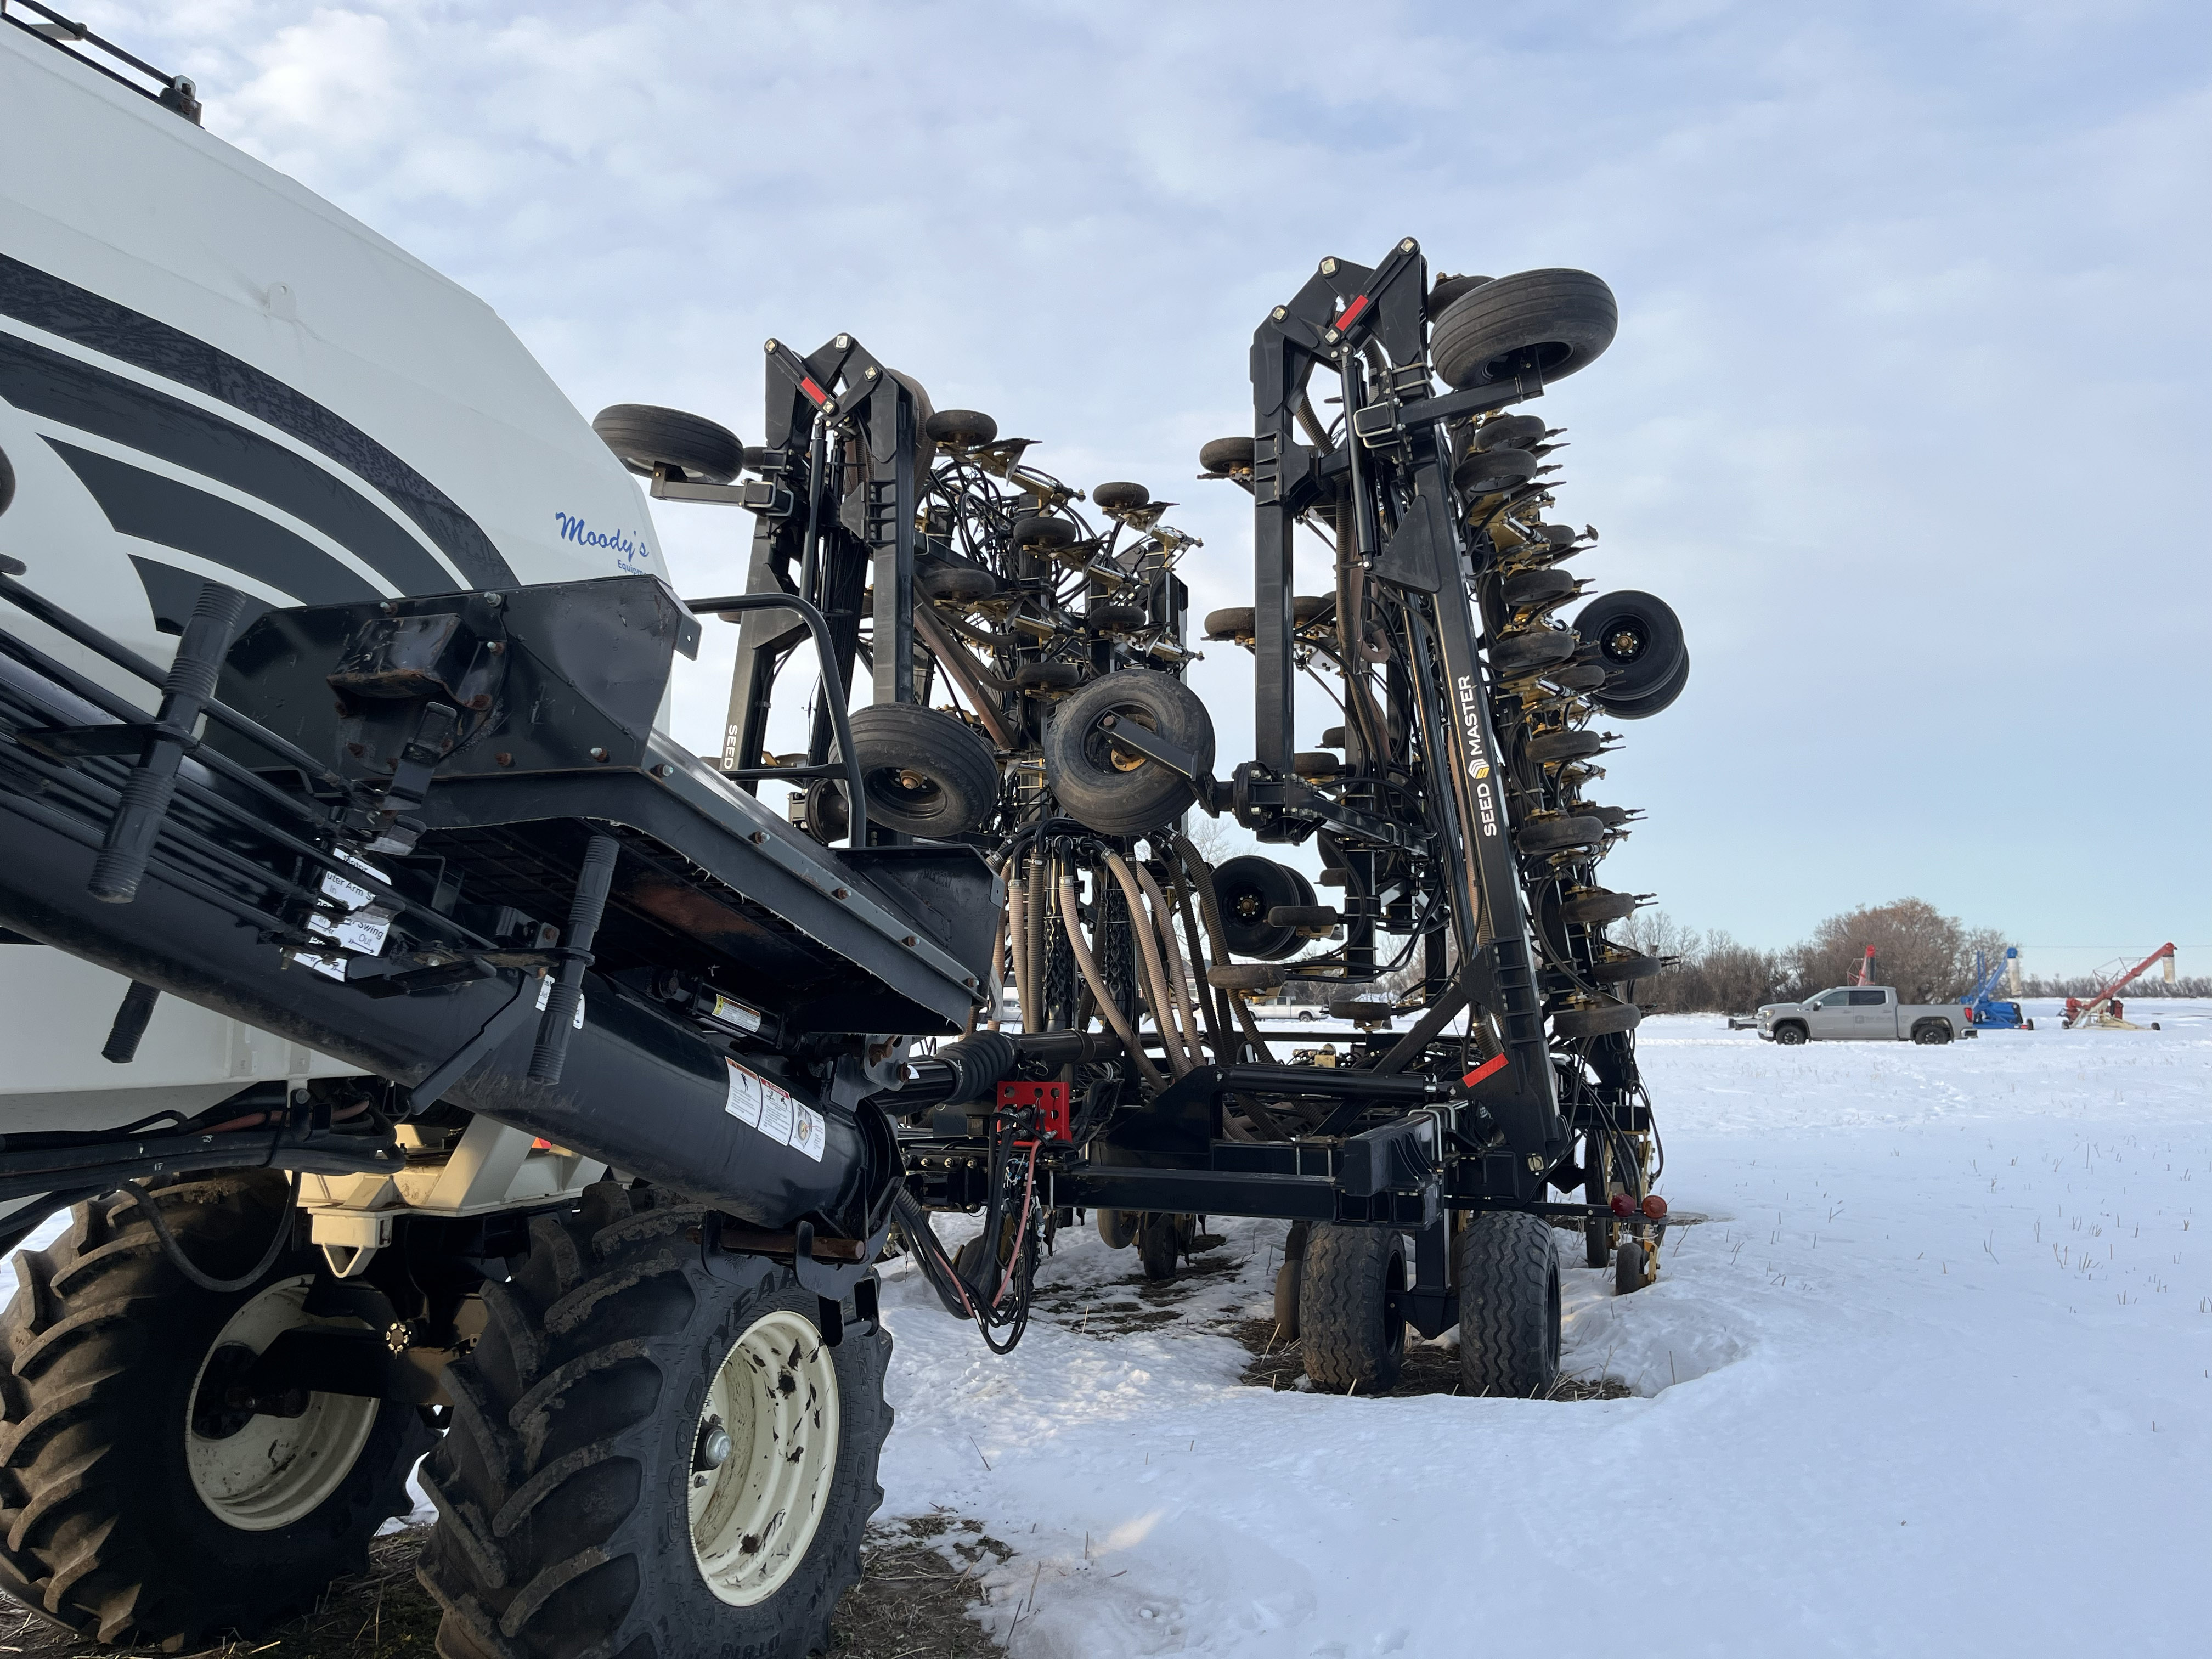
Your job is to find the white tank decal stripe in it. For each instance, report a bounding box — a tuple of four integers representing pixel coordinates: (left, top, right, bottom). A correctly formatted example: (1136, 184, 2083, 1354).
(0, 251, 516, 587)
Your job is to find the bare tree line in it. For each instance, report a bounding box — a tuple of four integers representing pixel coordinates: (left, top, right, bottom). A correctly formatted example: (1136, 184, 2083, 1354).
(1609, 898, 2199, 1013)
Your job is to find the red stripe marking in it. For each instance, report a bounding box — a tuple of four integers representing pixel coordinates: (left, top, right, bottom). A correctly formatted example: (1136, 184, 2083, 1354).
(799, 376, 828, 406)
(1335, 293, 1370, 331)
(1461, 1053, 1509, 1089)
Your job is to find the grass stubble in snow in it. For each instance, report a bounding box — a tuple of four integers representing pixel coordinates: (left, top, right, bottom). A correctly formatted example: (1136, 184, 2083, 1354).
(0, 1003, 2200, 1655)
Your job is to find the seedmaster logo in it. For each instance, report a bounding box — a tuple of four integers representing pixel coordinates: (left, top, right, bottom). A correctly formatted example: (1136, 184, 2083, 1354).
(1455, 674, 1499, 837)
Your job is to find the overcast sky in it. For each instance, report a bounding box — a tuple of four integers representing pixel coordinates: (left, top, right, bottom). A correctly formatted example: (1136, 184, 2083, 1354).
(93, 0, 2210, 979)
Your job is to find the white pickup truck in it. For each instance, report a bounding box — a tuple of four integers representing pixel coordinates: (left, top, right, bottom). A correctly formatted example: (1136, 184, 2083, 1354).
(1756, 986, 1978, 1046)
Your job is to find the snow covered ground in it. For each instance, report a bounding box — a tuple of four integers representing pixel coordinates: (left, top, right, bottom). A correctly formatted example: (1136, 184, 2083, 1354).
(877, 1004, 2210, 1657)
(0, 1005, 2199, 1652)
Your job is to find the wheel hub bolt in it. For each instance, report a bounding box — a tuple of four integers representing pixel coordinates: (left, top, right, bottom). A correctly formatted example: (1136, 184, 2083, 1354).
(696, 1421, 732, 1471)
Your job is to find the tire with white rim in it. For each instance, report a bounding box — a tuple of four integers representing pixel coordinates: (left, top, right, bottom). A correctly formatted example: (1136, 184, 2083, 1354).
(418, 1181, 889, 1659)
(0, 1172, 430, 1646)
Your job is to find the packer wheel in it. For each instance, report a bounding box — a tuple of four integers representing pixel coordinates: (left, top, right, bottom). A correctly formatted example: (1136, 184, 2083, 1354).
(1456, 1211, 1561, 1398)
(1298, 1223, 1406, 1393)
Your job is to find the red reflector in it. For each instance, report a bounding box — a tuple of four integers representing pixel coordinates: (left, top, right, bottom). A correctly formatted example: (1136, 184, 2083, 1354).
(799, 376, 828, 406)
(1641, 1194, 1669, 1220)
(1335, 294, 1370, 331)
(1461, 1053, 1509, 1089)
(1609, 1193, 1634, 1217)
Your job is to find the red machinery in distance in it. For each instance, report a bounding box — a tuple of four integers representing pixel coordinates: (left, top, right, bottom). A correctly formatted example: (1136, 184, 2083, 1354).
(1852, 947, 1877, 988)
(2063, 943, 2177, 1030)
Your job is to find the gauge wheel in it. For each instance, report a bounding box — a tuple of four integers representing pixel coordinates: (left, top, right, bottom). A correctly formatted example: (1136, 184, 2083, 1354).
(1432, 268, 1618, 391)
(924, 408, 998, 448)
(1574, 590, 1686, 708)
(845, 703, 1001, 838)
(1198, 437, 1256, 475)
(1212, 856, 1316, 961)
(592, 403, 743, 484)
(1042, 670, 1215, 836)
(1551, 998, 1643, 1039)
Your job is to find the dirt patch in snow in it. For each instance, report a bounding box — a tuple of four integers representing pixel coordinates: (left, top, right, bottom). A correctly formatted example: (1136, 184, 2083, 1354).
(0, 1519, 1007, 1658)
(1231, 1316, 1633, 1399)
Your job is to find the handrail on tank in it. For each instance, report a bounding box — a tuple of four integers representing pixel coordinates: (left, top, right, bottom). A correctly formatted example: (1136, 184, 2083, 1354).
(2, 0, 202, 122)
(682, 591, 869, 847)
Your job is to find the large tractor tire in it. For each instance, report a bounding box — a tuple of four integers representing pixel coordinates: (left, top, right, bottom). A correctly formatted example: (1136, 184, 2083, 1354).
(1298, 1223, 1407, 1394)
(419, 1183, 890, 1659)
(1456, 1210, 1561, 1398)
(0, 1173, 430, 1647)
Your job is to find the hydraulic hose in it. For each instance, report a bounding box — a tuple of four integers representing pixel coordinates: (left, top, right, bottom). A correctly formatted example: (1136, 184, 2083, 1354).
(1005, 874, 1030, 1034)
(1167, 832, 1274, 1065)
(1057, 871, 1165, 1090)
(1132, 856, 1207, 1070)
(1103, 851, 1193, 1076)
(1024, 843, 1048, 1031)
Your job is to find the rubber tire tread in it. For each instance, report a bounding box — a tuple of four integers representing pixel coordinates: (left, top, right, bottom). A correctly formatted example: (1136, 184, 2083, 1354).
(1501, 569, 1577, 611)
(1092, 482, 1149, 512)
(1551, 1000, 1643, 1039)
(1588, 952, 1669, 984)
(1272, 1222, 1310, 1340)
(591, 405, 742, 486)
(1455, 1211, 1560, 1398)
(417, 1183, 890, 1659)
(1198, 437, 1255, 473)
(845, 704, 1000, 838)
(1594, 646, 1691, 722)
(1515, 815, 1606, 854)
(1526, 729, 1607, 765)
(924, 409, 997, 448)
(1203, 607, 1256, 640)
(1135, 1215, 1181, 1283)
(0, 1173, 429, 1647)
(1042, 671, 1214, 836)
(1297, 1224, 1406, 1393)
(1431, 268, 1618, 391)
(1559, 889, 1641, 927)
(1489, 629, 1576, 679)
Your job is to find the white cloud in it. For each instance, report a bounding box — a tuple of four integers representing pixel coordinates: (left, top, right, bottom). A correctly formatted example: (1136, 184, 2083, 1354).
(72, 0, 2212, 970)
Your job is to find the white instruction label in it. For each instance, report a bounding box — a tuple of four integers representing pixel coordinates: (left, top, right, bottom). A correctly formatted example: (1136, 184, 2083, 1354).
(723, 1059, 816, 1158)
(534, 973, 585, 1028)
(723, 1059, 764, 1128)
(300, 851, 393, 979)
(757, 1081, 795, 1147)
(709, 994, 764, 1032)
